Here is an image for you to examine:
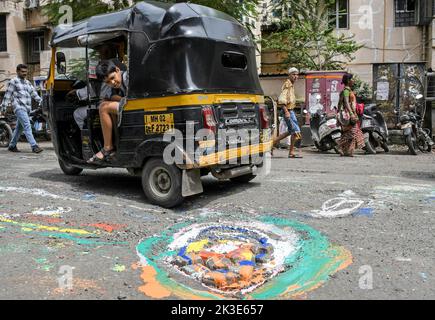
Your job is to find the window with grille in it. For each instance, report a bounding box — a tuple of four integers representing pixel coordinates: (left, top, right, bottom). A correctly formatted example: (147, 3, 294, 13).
(27, 32, 45, 63)
(0, 15, 7, 52)
(328, 0, 349, 29)
(395, 0, 416, 27)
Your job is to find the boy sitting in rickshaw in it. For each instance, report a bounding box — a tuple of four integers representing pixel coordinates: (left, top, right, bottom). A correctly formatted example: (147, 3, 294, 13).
(69, 43, 126, 130)
(87, 60, 128, 164)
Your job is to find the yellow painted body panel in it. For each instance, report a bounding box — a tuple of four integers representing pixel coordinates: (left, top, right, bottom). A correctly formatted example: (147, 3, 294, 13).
(195, 141, 273, 168)
(125, 94, 265, 111)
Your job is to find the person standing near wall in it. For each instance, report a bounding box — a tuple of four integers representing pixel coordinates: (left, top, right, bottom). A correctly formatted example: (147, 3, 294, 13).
(273, 67, 303, 158)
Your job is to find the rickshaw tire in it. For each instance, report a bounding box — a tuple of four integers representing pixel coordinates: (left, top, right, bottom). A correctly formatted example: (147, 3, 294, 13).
(58, 159, 83, 176)
(141, 158, 184, 208)
(230, 173, 257, 183)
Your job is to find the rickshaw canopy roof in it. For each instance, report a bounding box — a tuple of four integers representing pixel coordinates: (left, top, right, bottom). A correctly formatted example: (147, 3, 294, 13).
(51, 1, 253, 48)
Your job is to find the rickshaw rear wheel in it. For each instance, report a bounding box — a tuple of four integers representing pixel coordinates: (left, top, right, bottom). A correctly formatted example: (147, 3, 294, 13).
(142, 158, 183, 208)
(58, 159, 83, 176)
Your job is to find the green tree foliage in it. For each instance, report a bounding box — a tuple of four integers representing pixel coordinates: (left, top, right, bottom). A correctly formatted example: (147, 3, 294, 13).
(262, 0, 362, 71)
(352, 75, 372, 103)
(43, 0, 259, 31)
(43, 0, 130, 24)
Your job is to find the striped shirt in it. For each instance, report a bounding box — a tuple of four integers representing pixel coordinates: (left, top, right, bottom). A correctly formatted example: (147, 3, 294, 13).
(1, 77, 42, 113)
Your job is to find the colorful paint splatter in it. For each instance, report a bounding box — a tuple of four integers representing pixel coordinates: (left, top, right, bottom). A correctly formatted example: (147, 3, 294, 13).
(0, 214, 127, 246)
(135, 217, 352, 299)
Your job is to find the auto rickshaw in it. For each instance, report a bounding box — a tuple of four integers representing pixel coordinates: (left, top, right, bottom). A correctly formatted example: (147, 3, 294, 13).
(44, 1, 272, 208)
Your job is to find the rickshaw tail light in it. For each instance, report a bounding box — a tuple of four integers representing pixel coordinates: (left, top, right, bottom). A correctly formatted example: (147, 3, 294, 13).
(202, 107, 217, 133)
(259, 105, 269, 129)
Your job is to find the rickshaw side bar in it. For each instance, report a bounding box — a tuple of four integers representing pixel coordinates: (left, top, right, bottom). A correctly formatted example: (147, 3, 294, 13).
(46, 47, 56, 90)
(124, 94, 264, 111)
(174, 141, 273, 170)
(196, 141, 273, 168)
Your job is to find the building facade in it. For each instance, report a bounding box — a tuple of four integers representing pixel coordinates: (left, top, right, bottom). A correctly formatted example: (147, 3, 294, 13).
(257, 0, 435, 134)
(0, 0, 51, 90)
(259, 0, 435, 84)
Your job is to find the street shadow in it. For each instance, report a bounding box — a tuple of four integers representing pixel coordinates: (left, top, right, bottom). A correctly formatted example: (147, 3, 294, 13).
(29, 168, 144, 198)
(176, 177, 258, 212)
(385, 150, 410, 156)
(401, 170, 435, 181)
(28, 168, 256, 209)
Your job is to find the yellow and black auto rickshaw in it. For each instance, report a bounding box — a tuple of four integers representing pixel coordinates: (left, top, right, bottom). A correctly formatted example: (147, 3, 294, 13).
(44, 1, 272, 208)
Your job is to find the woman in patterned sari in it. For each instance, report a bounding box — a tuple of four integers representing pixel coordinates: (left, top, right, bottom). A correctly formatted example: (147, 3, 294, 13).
(337, 73, 365, 157)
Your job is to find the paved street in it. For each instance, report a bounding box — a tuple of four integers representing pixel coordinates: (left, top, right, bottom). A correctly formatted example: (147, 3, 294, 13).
(0, 141, 434, 300)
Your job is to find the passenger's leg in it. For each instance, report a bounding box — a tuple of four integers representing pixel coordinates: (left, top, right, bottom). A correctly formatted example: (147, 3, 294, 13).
(88, 101, 118, 161)
(99, 101, 118, 151)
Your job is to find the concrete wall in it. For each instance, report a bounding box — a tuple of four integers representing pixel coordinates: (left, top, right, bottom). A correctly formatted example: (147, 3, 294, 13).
(344, 0, 424, 83)
(260, 76, 306, 102)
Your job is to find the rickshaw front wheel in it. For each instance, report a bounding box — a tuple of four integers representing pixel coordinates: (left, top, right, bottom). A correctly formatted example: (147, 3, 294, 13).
(58, 159, 83, 176)
(141, 158, 184, 208)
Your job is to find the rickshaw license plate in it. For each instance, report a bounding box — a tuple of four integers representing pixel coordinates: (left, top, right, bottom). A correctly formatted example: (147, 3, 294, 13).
(144, 113, 174, 134)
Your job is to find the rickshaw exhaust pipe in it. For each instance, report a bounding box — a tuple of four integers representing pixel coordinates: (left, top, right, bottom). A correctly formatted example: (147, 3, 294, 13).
(211, 165, 254, 180)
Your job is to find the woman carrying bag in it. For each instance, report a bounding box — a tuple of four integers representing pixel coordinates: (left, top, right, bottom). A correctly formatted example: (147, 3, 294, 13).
(337, 73, 365, 157)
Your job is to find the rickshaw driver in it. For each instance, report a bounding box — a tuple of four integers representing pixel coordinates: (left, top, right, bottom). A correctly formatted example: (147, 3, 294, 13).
(87, 60, 128, 164)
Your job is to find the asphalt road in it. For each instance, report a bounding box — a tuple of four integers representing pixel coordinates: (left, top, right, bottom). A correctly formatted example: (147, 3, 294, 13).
(0, 141, 434, 300)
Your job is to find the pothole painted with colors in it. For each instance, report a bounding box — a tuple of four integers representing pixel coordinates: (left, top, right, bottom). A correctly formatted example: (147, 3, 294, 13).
(135, 216, 352, 299)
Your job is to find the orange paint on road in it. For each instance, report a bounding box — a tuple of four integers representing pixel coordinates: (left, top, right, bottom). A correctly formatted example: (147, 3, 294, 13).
(85, 223, 126, 233)
(138, 266, 171, 299)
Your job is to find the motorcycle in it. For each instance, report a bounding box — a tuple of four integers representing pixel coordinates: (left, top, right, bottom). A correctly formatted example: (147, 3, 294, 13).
(306, 107, 342, 153)
(29, 107, 51, 141)
(359, 103, 389, 154)
(0, 110, 13, 148)
(399, 94, 434, 155)
(2, 107, 50, 142)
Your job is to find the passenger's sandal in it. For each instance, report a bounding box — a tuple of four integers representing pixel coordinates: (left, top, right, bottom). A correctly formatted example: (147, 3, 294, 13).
(87, 148, 115, 164)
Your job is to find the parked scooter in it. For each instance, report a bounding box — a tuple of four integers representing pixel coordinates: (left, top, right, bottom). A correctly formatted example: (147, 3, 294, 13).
(0, 110, 13, 148)
(305, 100, 342, 153)
(359, 103, 389, 154)
(399, 94, 434, 155)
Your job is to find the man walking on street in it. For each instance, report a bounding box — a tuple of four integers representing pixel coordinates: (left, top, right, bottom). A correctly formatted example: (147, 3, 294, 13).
(0, 64, 43, 153)
(273, 67, 302, 158)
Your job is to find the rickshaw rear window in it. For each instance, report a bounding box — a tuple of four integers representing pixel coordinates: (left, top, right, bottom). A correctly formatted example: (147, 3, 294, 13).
(222, 52, 247, 70)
